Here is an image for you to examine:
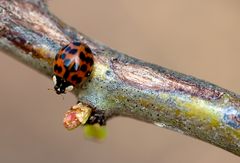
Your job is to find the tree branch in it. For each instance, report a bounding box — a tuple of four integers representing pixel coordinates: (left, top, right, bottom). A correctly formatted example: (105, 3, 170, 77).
(0, 0, 240, 156)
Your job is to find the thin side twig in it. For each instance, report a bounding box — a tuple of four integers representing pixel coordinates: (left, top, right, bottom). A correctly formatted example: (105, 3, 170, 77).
(0, 0, 239, 156)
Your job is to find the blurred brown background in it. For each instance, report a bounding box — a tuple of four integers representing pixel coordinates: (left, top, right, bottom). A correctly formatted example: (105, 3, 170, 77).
(0, 0, 240, 162)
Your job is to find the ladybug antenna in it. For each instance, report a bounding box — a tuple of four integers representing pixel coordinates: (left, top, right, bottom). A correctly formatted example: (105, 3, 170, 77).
(48, 88, 54, 91)
(47, 88, 65, 100)
(47, 88, 54, 91)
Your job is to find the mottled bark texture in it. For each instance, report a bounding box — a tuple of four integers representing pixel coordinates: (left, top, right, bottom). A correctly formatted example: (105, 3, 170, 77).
(0, 0, 239, 156)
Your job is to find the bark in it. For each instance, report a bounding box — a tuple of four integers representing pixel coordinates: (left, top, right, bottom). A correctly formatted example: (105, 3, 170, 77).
(0, 0, 239, 156)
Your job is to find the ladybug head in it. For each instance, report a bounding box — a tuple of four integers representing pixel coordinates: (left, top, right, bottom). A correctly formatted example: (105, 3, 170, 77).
(52, 75, 74, 94)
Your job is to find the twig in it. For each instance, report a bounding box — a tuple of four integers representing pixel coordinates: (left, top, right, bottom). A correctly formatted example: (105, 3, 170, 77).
(0, 0, 239, 156)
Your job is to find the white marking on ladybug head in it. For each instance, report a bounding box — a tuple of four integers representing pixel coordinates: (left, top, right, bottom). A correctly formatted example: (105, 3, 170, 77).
(65, 85, 74, 92)
(53, 75, 57, 86)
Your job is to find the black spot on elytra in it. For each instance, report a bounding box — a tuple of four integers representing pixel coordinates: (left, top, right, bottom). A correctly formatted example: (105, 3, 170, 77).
(54, 64, 62, 73)
(79, 52, 86, 60)
(73, 42, 81, 46)
(85, 46, 92, 53)
(69, 49, 78, 54)
(71, 74, 82, 83)
(61, 53, 66, 59)
(85, 57, 93, 66)
(80, 64, 87, 72)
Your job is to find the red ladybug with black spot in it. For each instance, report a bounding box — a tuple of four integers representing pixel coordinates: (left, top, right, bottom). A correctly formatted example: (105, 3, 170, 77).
(53, 41, 94, 94)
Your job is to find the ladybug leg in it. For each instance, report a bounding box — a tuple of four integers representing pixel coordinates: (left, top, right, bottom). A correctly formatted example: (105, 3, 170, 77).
(87, 110, 106, 126)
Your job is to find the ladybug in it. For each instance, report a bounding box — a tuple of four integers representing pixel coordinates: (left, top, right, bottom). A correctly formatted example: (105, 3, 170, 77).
(53, 41, 94, 94)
